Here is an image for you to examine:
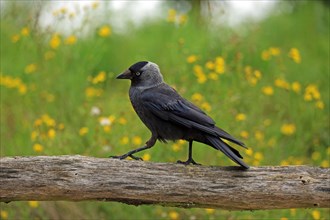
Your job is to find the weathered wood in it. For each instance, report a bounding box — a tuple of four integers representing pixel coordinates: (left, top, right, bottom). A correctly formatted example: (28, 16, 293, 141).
(0, 155, 329, 210)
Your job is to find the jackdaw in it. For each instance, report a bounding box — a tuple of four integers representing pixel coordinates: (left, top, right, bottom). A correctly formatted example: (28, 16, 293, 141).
(113, 61, 249, 169)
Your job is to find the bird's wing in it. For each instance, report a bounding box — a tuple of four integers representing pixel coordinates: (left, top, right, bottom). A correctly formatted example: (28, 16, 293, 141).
(141, 85, 245, 147)
(141, 86, 215, 127)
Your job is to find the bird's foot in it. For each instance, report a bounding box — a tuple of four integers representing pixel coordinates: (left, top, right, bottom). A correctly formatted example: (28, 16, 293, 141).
(110, 154, 143, 161)
(177, 159, 201, 166)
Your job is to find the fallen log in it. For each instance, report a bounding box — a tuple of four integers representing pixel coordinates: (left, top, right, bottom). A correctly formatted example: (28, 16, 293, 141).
(0, 155, 329, 210)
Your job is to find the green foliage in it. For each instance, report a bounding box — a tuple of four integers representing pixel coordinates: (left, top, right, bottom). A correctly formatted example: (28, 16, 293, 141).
(0, 1, 329, 219)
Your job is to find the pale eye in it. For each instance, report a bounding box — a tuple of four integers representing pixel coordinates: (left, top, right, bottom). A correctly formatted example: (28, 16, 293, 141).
(135, 71, 141, 76)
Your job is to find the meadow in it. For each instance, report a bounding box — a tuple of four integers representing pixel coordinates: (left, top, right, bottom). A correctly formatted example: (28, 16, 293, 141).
(0, 1, 329, 219)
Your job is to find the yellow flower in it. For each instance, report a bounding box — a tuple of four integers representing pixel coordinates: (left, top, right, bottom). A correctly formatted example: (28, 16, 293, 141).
(245, 148, 253, 156)
(291, 81, 301, 93)
(41, 114, 56, 127)
(196, 73, 207, 84)
(193, 65, 207, 84)
(280, 160, 289, 166)
(262, 86, 274, 96)
(118, 117, 127, 125)
(79, 127, 89, 136)
(132, 136, 142, 146)
(60, 7, 67, 14)
(58, 123, 65, 130)
(28, 201, 39, 208)
(321, 160, 329, 167)
(263, 119, 272, 126)
(178, 14, 188, 25)
(191, 93, 203, 102)
(244, 66, 252, 75)
(85, 87, 103, 98)
(201, 102, 211, 112)
(0, 210, 8, 219)
(304, 84, 321, 101)
(33, 143, 44, 153)
(288, 48, 301, 63)
(280, 217, 288, 220)
(240, 130, 249, 139)
(254, 152, 264, 161)
(290, 208, 296, 216)
(205, 208, 215, 214)
(21, 27, 30, 36)
(65, 35, 77, 45)
(31, 131, 38, 141)
(167, 9, 177, 23)
(98, 25, 111, 37)
(274, 78, 290, 90)
(193, 65, 203, 74)
(187, 55, 197, 63)
(244, 66, 261, 86)
(178, 140, 185, 145)
(92, 1, 100, 9)
(92, 71, 106, 84)
(68, 12, 75, 19)
(103, 125, 111, 133)
(215, 56, 225, 74)
(205, 61, 215, 70)
(168, 211, 179, 220)
(281, 123, 296, 136)
(311, 210, 320, 220)
(261, 50, 270, 61)
(235, 113, 246, 121)
(34, 118, 43, 127)
(269, 47, 281, 56)
(50, 34, 61, 49)
(254, 131, 264, 141)
(18, 84, 27, 94)
(120, 136, 129, 145)
(24, 63, 37, 74)
(208, 72, 218, 81)
(254, 70, 262, 79)
(315, 101, 324, 110)
(142, 153, 151, 161)
(44, 51, 56, 60)
(171, 143, 181, 152)
(48, 129, 56, 139)
(108, 115, 116, 123)
(11, 34, 20, 43)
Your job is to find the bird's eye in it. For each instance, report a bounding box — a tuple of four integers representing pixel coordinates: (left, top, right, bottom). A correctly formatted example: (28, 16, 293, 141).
(135, 71, 141, 76)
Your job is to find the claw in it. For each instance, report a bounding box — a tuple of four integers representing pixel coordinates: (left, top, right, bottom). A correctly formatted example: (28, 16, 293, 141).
(110, 154, 143, 161)
(177, 159, 201, 166)
(129, 154, 143, 160)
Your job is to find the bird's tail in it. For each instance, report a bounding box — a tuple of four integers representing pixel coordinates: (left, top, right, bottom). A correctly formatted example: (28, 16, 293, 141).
(214, 126, 247, 148)
(206, 135, 249, 169)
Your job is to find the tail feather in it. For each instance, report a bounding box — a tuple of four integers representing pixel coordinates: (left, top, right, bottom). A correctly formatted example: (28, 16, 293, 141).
(214, 127, 247, 148)
(206, 136, 249, 169)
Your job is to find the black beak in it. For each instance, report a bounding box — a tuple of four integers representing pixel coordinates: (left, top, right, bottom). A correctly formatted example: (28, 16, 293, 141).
(116, 69, 132, 79)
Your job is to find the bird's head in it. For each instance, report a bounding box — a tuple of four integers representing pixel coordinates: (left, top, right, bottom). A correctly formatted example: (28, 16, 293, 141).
(116, 61, 164, 88)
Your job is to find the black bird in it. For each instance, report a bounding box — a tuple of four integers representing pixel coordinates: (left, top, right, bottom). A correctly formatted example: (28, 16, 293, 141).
(113, 61, 249, 169)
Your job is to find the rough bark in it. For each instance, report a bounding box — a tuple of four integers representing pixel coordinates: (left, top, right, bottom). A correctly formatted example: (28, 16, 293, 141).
(0, 155, 329, 210)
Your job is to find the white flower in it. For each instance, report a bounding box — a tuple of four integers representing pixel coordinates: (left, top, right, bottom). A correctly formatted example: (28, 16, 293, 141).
(90, 106, 101, 116)
(99, 117, 111, 126)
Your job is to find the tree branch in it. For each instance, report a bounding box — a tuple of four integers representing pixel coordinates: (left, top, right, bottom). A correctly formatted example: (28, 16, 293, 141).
(0, 155, 329, 210)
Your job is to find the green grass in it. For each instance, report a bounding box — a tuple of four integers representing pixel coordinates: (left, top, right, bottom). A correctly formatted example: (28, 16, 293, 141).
(1, 1, 329, 219)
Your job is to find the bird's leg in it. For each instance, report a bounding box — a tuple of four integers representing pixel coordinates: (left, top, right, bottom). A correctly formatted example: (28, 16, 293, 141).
(177, 140, 201, 165)
(110, 135, 157, 161)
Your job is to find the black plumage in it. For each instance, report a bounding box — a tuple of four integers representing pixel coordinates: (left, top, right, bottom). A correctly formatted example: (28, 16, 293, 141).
(113, 61, 249, 169)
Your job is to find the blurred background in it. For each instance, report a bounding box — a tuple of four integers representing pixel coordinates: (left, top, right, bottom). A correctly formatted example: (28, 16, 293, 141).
(0, 0, 329, 219)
